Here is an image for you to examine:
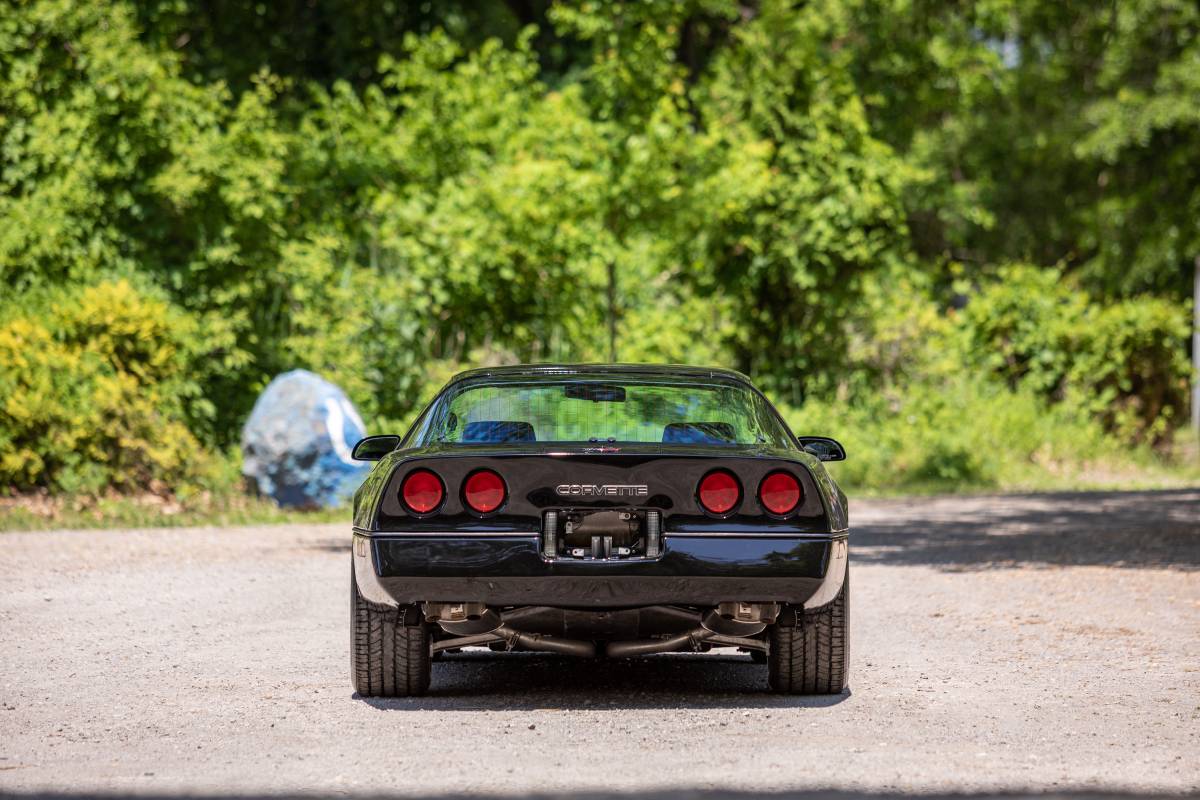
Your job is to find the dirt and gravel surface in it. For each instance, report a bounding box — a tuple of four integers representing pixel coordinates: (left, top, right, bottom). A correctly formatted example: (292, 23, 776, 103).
(1, 489, 1197, 797)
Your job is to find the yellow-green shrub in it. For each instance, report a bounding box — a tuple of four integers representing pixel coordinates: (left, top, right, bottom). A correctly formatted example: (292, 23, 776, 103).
(0, 280, 224, 495)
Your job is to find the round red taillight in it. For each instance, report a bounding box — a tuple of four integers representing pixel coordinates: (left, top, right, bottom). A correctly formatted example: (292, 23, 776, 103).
(759, 471, 802, 516)
(697, 470, 741, 515)
(464, 469, 506, 514)
(401, 469, 443, 514)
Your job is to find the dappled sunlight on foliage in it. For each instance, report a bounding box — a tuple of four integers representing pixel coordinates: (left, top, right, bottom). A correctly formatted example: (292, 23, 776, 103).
(0, 0, 1195, 502)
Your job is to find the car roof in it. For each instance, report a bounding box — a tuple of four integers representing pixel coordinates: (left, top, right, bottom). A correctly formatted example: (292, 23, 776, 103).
(444, 363, 755, 388)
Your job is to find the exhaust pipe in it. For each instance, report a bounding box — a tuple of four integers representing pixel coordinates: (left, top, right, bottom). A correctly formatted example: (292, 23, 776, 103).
(426, 602, 596, 657)
(490, 625, 596, 657)
(427, 602, 774, 659)
(430, 624, 596, 657)
(604, 629, 768, 658)
(605, 628, 715, 658)
(604, 604, 779, 658)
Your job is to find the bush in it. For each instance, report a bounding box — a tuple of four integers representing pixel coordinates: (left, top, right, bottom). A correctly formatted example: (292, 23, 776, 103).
(784, 376, 1116, 493)
(957, 265, 1192, 445)
(1066, 300, 1194, 444)
(0, 280, 227, 495)
(785, 265, 1193, 495)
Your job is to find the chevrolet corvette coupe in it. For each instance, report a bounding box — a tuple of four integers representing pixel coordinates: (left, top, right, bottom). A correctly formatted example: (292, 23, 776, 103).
(349, 364, 849, 696)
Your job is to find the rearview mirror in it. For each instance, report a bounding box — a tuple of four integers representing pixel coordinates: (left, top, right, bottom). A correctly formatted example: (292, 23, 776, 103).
(352, 434, 401, 461)
(798, 436, 846, 462)
(564, 383, 626, 402)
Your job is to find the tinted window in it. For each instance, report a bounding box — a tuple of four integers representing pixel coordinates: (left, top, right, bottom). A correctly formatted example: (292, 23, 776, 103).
(411, 379, 793, 447)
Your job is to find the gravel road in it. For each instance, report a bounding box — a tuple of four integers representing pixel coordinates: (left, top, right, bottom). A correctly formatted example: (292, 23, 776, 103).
(1, 490, 1197, 797)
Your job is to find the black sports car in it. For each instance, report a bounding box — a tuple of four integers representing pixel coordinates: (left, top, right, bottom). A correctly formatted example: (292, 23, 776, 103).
(349, 364, 849, 696)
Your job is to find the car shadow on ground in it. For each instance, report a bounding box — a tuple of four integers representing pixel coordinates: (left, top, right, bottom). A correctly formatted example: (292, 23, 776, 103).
(355, 650, 850, 711)
(850, 487, 1200, 571)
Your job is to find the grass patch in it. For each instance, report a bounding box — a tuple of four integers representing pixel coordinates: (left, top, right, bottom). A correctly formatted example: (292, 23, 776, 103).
(0, 491, 347, 532)
(831, 456, 1200, 499)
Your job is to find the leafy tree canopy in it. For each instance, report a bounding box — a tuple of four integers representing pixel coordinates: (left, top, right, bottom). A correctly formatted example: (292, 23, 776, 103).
(0, 0, 1194, 493)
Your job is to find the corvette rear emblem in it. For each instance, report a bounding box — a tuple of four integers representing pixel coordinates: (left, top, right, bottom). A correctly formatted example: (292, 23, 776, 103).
(555, 484, 648, 497)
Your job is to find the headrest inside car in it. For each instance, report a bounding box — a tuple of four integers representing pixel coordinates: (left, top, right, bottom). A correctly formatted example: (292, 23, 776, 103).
(461, 420, 536, 443)
(662, 422, 736, 444)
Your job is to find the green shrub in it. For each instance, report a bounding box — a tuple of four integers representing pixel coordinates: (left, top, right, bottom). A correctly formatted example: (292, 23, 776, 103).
(956, 265, 1192, 444)
(0, 280, 227, 495)
(1065, 299, 1193, 444)
(783, 376, 1114, 493)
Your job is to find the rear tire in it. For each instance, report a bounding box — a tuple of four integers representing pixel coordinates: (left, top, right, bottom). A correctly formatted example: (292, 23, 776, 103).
(767, 571, 848, 694)
(351, 565, 431, 697)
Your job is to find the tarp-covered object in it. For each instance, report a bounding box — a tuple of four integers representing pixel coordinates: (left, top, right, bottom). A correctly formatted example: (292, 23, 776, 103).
(241, 370, 371, 508)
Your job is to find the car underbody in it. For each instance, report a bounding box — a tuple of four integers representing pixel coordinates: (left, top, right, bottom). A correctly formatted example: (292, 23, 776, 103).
(423, 601, 781, 659)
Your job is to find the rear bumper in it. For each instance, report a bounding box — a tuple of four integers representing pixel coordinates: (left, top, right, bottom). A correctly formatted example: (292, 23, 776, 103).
(352, 530, 848, 609)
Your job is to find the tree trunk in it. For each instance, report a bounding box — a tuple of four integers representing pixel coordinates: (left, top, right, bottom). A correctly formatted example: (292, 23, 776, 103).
(607, 261, 618, 362)
(1192, 255, 1199, 437)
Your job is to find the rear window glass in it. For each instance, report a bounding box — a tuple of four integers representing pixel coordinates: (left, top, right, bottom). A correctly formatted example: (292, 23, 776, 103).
(410, 380, 793, 447)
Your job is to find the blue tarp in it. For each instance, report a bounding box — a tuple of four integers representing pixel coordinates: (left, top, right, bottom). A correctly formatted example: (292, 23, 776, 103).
(240, 370, 371, 508)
